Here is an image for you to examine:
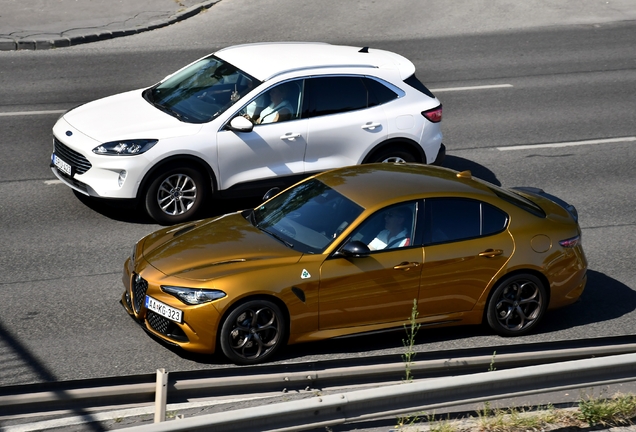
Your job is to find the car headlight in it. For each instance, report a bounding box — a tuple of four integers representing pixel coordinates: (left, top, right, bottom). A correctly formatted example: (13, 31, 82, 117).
(93, 139, 157, 155)
(161, 286, 226, 305)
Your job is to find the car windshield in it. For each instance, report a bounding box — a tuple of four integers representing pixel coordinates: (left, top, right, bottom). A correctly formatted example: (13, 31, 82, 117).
(251, 179, 364, 254)
(144, 55, 260, 123)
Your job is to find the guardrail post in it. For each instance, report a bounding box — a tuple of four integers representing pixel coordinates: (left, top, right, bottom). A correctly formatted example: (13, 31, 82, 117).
(155, 368, 168, 423)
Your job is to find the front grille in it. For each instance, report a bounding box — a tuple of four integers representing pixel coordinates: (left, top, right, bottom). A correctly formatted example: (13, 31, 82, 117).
(147, 311, 188, 342)
(53, 137, 92, 174)
(131, 273, 148, 313)
(147, 311, 170, 335)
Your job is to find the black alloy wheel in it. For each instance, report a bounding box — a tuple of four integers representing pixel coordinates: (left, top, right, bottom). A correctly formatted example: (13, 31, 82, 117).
(486, 273, 547, 336)
(219, 300, 286, 365)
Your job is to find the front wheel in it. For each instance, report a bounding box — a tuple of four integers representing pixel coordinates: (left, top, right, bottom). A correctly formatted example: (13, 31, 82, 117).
(219, 300, 286, 365)
(144, 166, 207, 225)
(486, 274, 547, 336)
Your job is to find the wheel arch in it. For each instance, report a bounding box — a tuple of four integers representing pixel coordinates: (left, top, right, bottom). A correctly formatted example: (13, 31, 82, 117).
(138, 154, 218, 199)
(362, 138, 426, 164)
(481, 268, 551, 324)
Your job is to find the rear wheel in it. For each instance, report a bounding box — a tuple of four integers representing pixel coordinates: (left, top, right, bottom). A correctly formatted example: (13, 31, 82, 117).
(144, 166, 207, 225)
(219, 299, 286, 365)
(486, 274, 547, 336)
(366, 146, 419, 163)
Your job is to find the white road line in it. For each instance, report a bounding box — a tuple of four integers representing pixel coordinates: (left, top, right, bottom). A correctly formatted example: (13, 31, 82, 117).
(497, 137, 636, 151)
(45, 180, 63, 185)
(0, 109, 66, 117)
(431, 84, 513, 92)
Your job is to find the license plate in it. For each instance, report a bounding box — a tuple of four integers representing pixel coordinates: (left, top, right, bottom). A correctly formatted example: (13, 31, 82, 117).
(145, 296, 183, 324)
(52, 154, 72, 176)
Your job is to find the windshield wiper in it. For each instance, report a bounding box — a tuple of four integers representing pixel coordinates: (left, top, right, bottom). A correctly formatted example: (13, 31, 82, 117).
(261, 228, 294, 248)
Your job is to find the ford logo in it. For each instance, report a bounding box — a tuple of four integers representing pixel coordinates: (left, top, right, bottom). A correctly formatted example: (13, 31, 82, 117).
(66, 131, 73, 136)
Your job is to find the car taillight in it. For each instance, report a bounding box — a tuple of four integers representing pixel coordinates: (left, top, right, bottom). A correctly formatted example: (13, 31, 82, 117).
(422, 105, 442, 123)
(559, 235, 580, 248)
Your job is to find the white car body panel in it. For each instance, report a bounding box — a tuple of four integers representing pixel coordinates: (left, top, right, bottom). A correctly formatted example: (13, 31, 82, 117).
(50, 42, 443, 220)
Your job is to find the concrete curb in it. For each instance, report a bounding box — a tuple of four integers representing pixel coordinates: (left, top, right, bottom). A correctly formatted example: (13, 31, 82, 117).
(0, 0, 220, 51)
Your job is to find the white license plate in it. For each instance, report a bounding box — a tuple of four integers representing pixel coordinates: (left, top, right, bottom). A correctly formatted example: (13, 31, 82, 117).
(145, 296, 183, 324)
(52, 154, 72, 176)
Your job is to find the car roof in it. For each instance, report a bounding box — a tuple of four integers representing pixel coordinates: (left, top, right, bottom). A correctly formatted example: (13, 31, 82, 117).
(315, 163, 497, 210)
(214, 42, 416, 82)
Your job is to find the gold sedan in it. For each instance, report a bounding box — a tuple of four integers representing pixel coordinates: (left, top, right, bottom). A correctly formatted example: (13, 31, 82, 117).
(121, 163, 587, 364)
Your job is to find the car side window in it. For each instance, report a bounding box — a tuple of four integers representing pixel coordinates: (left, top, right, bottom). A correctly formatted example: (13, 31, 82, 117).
(302, 76, 369, 118)
(348, 202, 419, 252)
(240, 80, 303, 125)
(362, 77, 399, 106)
(423, 198, 508, 245)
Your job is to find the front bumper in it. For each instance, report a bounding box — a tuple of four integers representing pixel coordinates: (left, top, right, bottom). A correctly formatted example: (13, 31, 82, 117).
(121, 260, 220, 354)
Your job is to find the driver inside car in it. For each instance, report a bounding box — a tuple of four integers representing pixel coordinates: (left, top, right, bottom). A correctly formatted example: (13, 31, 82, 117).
(368, 206, 412, 251)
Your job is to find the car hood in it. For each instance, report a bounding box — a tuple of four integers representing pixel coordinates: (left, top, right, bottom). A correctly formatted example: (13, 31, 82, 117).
(140, 212, 303, 281)
(62, 89, 200, 142)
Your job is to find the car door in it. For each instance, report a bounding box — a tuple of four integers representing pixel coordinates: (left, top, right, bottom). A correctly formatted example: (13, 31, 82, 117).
(417, 198, 514, 317)
(215, 80, 308, 191)
(318, 202, 422, 330)
(302, 76, 389, 173)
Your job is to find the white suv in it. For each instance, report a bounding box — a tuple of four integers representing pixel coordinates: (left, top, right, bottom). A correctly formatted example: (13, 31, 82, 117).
(51, 42, 444, 224)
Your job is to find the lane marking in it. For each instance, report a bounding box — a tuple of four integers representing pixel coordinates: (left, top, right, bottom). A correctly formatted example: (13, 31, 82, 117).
(431, 84, 513, 92)
(0, 109, 66, 117)
(45, 180, 63, 185)
(498, 137, 636, 151)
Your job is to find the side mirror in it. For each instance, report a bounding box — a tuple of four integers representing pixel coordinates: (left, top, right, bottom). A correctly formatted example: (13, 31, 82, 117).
(226, 116, 254, 133)
(338, 241, 370, 258)
(262, 187, 281, 202)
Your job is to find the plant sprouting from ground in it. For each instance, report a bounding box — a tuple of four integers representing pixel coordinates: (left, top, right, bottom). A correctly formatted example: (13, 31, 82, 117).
(488, 351, 497, 372)
(578, 389, 636, 426)
(402, 299, 421, 382)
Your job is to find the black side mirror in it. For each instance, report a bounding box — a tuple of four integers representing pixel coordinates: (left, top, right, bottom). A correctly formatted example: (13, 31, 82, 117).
(262, 187, 281, 202)
(226, 116, 254, 133)
(338, 241, 370, 258)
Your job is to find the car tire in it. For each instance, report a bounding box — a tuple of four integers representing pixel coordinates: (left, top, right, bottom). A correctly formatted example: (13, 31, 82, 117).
(219, 299, 286, 365)
(486, 273, 547, 336)
(367, 146, 419, 164)
(144, 166, 207, 225)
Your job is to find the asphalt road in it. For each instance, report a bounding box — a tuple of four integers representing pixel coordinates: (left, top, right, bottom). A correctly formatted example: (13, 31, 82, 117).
(0, 1, 635, 388)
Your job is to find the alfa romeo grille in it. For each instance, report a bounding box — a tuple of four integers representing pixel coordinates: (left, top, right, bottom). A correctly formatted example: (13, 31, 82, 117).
(147, 311, 170, 335)
(132, 274, 148, 313)
(53, 138, 92, 174)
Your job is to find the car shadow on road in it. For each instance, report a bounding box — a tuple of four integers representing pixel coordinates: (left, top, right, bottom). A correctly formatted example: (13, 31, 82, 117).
(71, 190, 263, 224)
(538, 269, 636, 332)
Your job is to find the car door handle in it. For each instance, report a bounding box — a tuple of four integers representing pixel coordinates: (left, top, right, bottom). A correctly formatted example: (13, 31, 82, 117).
(393, 262, 420, 270)
(361, 122, 382, 131)
(280, 132, 301, 141)
(478, 249, 504, 258)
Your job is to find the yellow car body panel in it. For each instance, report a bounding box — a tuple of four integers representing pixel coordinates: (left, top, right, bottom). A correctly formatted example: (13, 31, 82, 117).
(121, 163, 587, 362)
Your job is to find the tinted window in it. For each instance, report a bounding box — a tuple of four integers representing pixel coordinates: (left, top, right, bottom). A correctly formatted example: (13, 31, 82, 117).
(482, 202, 509, 235)
(303, 77, 368, 118)
(404, 74, 435, 98)
(363, 78, 398, 106)
(424, 198, 508, 245)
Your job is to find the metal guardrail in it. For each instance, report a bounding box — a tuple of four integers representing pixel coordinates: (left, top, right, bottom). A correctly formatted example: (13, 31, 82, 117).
(121, 352, 636, 431)
(2, 339, 636, 417)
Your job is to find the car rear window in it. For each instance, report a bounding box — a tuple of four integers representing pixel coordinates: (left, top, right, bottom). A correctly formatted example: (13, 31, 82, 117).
(404, 74, 435, 98)
(489, 187, 546, 218)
